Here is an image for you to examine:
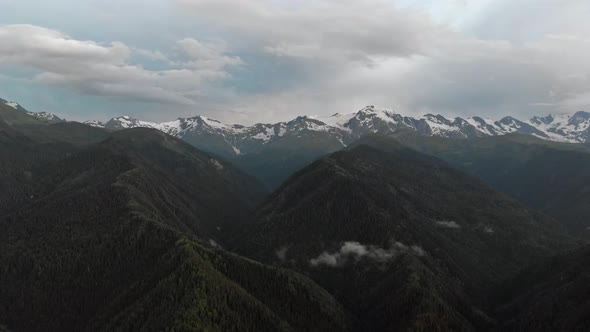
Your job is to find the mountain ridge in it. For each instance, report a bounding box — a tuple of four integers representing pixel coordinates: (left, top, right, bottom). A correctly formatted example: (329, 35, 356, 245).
(85, 106, 590, 155)
(1, 98, 64, 124)
(3, 97, 589, 146)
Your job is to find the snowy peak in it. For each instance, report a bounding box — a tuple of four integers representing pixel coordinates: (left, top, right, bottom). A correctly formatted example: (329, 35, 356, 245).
(104, 116, 149, 130)
(348, 106, 399, 124)
(78, 106, 590, 154)
(286, 116, 334, 132)
(1, 97, 64, 123)
(568, 111, 590, 127)
(524, 111, 590, 142)
(84, 120, 105, 128)
(26, 111, 64, 123)
(421, 114, 464, 138)
(530, 115, 554, 126)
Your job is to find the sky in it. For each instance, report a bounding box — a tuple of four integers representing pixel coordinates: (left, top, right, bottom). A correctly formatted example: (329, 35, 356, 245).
(1, 0, 590, 124)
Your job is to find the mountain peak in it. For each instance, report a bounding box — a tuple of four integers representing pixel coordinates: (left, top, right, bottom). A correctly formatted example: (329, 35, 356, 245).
(28, 111, 63, 123)
(569, 111, 590, 126)
(356, 105, 393, 116)
(530, 114, 554, 125)
(84, 120, 105, 128)
(104, 115, 148, 130)
(287, 115, 325, 126)
(358, 105, 377, 113)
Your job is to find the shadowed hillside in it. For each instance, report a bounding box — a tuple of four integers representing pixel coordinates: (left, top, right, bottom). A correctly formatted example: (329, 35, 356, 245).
(0, 117, 349, 332)
(235, 137, 575, 331)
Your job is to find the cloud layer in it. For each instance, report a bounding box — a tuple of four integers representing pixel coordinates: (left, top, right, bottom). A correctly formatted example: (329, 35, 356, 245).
(2, 1, 590, 122)
(0, 24, 241, 106)
(176, 0, 590, 121)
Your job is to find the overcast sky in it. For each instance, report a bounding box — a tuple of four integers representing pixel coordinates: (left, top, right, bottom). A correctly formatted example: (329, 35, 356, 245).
(1, 0, 590, 124)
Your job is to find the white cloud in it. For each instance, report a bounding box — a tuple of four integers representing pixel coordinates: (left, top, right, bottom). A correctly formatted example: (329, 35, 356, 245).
(275, 246, 289, 261)
(175, 0, 590, 123)
(177, 0, 446, 64)
(309, 241, 426, 267)
(177, 38, 243, 70)
(436, 221, 462, 229)
(0, 24, 241, 105)
(4, 1, 590, 123)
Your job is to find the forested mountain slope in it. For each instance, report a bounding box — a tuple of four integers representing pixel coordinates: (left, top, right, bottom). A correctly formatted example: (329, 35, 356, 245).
(389, 132, 590, 234)
(0, 117, 349, 332)
(236, 138, 575, 331)
(493, 245, 590, 332)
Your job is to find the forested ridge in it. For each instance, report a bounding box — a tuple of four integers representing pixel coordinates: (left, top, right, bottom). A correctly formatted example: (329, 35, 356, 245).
(234, 138, 578, 331)
(0, 107, 349, 331)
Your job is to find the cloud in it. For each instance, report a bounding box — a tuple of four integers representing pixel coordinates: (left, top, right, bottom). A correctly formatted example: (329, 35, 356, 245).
(177, 38, 243, 70)
(275, 246, 289, 261)
(176, 0, 446, 64)
(4, 1, 590, 123)
(0, 24, 241, 105)
(175, 0, 590, 123)
(436, 221, 461, 229)
(309, 241, 426, 267)
(310, 252, 339, 267)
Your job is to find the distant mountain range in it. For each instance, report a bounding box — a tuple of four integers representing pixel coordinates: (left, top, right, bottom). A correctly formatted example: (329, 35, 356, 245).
(7, 96, 589, 189)
(5, 96, 590, 153)
(81, 106, 590, 152)
(4, 98, 589, 147)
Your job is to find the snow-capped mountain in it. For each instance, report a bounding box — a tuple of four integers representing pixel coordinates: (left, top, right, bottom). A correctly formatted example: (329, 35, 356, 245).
(88, 105, 590, 158)
(3, 95, 589, 146)
(530, 112, 590, 143)
(83, 120, 106, 128)
(2, 98, 29, 113)
(27, 111, 63, 123)
(1, 98, 64, 123)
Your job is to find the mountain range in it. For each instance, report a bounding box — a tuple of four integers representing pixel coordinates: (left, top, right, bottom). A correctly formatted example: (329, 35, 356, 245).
(2, 96, 590, 331)
(6, 98, 590, 189)
(6, 98, 590, 149)
(84, 105, 590, 151)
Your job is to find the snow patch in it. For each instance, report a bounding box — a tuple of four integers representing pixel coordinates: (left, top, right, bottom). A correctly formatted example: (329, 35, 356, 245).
(28, 111, 62, 122)
(423, 114, 463, 137)
(201, 116, 230, 130)
(4, 101, 18, 109)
